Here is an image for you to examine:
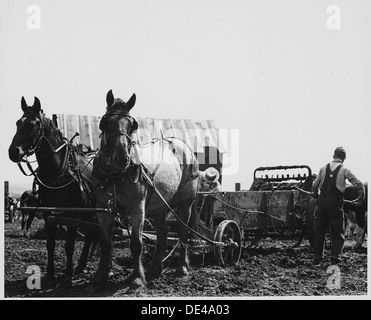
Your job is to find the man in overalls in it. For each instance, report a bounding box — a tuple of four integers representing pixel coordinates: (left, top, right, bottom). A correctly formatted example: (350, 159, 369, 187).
(311, 147, 364, 265)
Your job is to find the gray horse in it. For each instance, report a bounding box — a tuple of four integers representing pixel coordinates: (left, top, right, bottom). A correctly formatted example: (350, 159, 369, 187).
(90, 90, 200, 290)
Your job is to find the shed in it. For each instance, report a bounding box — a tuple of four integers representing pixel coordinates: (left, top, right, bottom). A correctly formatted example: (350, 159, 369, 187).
(52, 114, 226, 183)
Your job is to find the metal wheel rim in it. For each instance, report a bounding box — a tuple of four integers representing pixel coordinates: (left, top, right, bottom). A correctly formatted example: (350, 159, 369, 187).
(213, 220, 242, 266)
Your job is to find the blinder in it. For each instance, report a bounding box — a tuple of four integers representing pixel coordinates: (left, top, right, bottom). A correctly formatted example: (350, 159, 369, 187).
(99, 114, 107, 132)
(22, 113, 45, 157)
(99, 113, 138, 135)
(131, 117, 138, 133)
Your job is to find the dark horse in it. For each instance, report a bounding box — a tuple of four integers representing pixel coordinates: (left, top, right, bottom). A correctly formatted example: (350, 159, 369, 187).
(89, 90, 199, 290)
(343, 182, 368, 250)
(19, 189, 40, 238)
(8, 96, 97, 286)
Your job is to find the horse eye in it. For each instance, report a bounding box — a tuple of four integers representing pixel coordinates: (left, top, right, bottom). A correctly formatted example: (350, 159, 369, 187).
(131, 119, 138, 132)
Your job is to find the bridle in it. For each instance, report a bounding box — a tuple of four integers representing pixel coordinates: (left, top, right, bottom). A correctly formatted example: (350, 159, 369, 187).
(98, 112, 138, 175)
(16, 114, 46, 175)
(16, 113, 73, 189)
(22, 115, 45, 159)
(18, 113, 68, 161)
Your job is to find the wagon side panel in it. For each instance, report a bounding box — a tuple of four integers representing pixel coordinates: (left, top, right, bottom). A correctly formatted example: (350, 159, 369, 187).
(212, 191, 268, 231)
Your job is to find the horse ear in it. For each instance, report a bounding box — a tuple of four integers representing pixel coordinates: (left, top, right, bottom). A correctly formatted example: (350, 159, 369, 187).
(21, 96, 28, 112)
(33, 97, 41, 113)
(106, 90, 114, 107)
(126, 93, 136, 111)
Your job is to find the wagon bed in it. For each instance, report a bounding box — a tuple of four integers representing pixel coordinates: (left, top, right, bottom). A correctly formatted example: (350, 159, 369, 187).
(192, 164, 315, 250)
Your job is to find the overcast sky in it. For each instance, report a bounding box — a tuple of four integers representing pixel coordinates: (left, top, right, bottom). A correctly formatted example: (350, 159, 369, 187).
(1, 0, 370, 192)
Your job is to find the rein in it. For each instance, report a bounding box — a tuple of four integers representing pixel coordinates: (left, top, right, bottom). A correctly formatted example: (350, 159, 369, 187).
(22, 121, 45, 158)
(139, 165, 225, 247)
(16, 115, 79, 190)
(97, 113, 137, 179)
(294, 185, 363, 206)
(97, 112, 217, 245)
(20, 155, 75, 190)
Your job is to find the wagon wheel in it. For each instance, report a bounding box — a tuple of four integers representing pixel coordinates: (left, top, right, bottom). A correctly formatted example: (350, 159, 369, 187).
(213, 220, 242, 266)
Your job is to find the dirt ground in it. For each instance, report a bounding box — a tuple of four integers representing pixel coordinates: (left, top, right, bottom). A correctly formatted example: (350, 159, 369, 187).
(4, 218, 368, 299)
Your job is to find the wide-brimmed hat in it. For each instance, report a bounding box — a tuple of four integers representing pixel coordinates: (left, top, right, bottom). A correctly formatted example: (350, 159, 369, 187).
(204, 167, 220, 183)
(334, 146, 346, 159)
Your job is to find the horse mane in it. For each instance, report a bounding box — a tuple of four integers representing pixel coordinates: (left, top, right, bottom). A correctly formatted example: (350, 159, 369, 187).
(40, 112, 66, 145)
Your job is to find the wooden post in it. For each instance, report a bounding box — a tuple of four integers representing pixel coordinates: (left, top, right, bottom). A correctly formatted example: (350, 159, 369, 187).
(4, 180, 9, 213)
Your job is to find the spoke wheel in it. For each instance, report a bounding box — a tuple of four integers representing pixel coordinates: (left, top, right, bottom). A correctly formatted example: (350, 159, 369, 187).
(213, 220, 242, 266)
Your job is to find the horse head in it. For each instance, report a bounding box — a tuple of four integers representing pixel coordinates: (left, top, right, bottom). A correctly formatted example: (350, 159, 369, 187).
(9, 96, 44, 163)
(96, 90, 137, 177)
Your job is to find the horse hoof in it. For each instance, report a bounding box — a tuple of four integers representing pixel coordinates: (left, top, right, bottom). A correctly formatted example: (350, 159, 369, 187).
(85, 283, 102, 294)
(74, 265, 85, 275)
(176, 266, 189, 277)
(145, 273, 157, 282)
(42, 275, 57, 288)
(134, 277, 146, 286)
(87, 274, 107, 292)
(57, 275, 72, 288)
(145, 268, 161, 281)
(126, 278, 146, 295)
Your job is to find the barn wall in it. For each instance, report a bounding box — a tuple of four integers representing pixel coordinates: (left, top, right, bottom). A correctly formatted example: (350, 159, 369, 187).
(53, 114, 225, 179)
(53, 114, 226, 153)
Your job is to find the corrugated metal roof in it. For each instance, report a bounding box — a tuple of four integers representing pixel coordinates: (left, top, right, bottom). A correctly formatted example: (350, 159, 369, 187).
(53, 114, 226, 153)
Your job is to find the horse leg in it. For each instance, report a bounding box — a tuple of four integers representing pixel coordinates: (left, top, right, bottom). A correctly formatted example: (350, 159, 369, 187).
(20, 214, 27, 237)
(26, 213, 35, 239)
(59, 226, 77, 287)
(130, 207, 146, 288)
(89, 212, 114, 290)
(176, 202, 192, 276)
(89, 236, 100, 259)
(147, 209, 168, 280)
(44, 217, 57, 286)
(75, 227, 97, 274)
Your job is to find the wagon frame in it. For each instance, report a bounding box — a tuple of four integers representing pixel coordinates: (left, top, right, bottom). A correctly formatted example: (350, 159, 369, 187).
(188, 164, 316, 264)
(14, 165, 316, 270)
